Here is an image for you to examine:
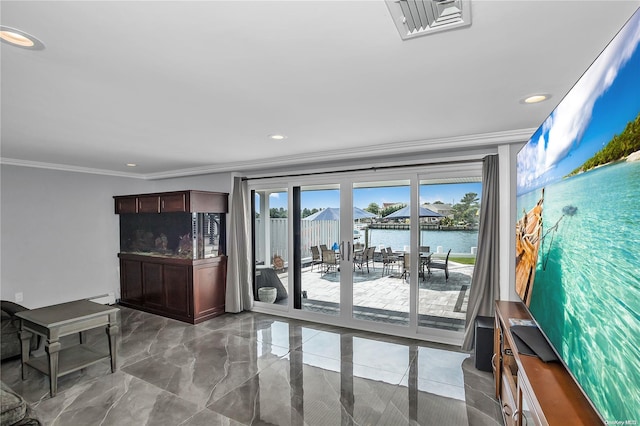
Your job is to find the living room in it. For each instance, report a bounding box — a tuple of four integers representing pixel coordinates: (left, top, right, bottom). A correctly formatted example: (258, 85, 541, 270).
(2, 1, 639, 425)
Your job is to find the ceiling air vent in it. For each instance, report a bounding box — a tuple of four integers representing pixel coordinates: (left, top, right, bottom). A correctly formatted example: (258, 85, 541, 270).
(386, 0, 471, 40)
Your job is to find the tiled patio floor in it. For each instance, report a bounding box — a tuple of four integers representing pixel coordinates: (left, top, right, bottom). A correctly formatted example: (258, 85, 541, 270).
(273, 259, 473, 331)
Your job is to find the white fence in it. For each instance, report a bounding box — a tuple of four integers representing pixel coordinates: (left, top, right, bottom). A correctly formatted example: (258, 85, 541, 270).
(255, 218, 339, 265)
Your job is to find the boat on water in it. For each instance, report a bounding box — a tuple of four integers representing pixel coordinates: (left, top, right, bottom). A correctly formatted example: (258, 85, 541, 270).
(515, 189, 544, 306)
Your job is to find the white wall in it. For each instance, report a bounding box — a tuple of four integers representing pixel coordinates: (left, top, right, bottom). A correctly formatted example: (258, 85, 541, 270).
(0, 164, 232, 308)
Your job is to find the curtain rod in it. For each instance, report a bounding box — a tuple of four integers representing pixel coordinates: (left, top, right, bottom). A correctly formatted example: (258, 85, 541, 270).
(241, 157, 487, 181)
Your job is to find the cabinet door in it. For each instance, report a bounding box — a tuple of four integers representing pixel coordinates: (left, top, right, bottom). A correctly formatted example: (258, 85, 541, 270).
(518, 375, 544, 426)
(160, 193, 188, 212)
(120, 259, 143, 304)
(501, 373, 518, 426)
(494, 316, 502, 399)
(115, 197, 137, 214)
(163, 264, 191, 317)
(138, 196, 160, 213)
(193, 257, 227, 321)
(143, 262, 164, 309)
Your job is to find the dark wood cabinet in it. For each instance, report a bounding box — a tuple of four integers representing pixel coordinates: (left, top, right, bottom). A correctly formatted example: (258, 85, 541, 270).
(118, 254, 226, 323)
(163, 264, 191, 316)
(137, 196, 161, 213)
(115, 190, 228, 324)
(142, 262, 164, 310)
(193, 259, 227, 319)
(494, 301, 603, 425)
(115, 190, 228, 214)
(116, 197, 138, 214)
(120, 259, 143, 303)
(160, 193, 187, 212)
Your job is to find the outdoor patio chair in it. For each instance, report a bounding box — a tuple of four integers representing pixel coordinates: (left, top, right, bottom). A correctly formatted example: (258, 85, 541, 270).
(385, 247, 400, 262)
(419, 246, 431, 277)
(400, 253, 410, 282)
(354, 246, 375, 273)
(310, 246, 322, 272)
(382, 249, 397, 275)
(353, 248, 364, 271)
(321, 249, 338, 275)
(366, 246, 376, 272)
(428, 249, 451, 281)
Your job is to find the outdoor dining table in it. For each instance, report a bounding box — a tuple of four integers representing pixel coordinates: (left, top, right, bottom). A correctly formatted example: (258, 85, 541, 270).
(394, 251, 432, 261)
(420, 252, 432, 279)
(396, 251, 432, 280)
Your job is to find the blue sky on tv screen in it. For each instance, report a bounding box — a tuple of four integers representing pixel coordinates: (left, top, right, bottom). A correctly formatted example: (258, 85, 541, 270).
(517, 10, 640, 196)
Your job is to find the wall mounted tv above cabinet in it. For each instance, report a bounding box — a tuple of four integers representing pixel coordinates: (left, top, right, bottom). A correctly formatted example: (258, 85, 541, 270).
(114, 190, 228, 324)
(514, 7, 640, 424)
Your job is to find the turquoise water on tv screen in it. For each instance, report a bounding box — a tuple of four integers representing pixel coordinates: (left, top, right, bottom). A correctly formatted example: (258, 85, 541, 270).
(522, 160, 640, 422)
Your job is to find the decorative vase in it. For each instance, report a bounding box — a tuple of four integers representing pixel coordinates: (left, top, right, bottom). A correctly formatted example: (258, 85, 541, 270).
(258, 287, 277, 303)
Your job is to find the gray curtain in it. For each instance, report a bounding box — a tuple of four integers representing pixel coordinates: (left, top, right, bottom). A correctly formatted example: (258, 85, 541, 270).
(226, 176, 254, 312)
(462, 154, 500, 350)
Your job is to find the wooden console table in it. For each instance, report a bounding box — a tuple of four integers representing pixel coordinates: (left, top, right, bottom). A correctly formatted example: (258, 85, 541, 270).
(16, 300, 119, 397)
(493, 301, 603, 425)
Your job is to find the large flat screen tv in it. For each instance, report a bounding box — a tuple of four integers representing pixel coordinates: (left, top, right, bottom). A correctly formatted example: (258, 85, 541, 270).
(515, 8, 640, 423)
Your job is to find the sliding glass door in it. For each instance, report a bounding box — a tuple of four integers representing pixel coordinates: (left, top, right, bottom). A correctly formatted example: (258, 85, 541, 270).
(351, 179, 411, 326)
(250, 163, 483, 344)
(253, 188, 289, 306)
(417, 178, 482, 333)
(298, 184, 342, 316)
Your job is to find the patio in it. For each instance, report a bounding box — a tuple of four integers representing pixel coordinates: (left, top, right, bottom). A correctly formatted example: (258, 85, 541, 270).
(272, 256, 473, 332)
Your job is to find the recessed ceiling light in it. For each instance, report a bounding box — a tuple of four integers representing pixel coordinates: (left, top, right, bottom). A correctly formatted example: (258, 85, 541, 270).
(269, 134, 287, 140)
(521, 94, 551, 104)
(126, 163, 137, 167)
(0, 26, 45, 50)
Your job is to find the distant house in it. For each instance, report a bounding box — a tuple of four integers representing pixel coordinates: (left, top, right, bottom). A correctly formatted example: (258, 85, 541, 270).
(423, 203, 453, 222)
(423, 203, 452, 215)
(382, 202, 404, 209)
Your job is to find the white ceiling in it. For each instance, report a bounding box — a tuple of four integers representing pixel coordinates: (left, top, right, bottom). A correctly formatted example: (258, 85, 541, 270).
(1, 1, 639, 179)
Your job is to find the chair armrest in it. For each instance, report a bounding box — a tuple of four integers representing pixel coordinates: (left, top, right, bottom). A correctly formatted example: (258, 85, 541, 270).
(0, 301, 30, 317)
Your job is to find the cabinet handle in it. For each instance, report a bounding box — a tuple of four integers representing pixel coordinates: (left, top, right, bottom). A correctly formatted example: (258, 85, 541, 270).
(502, 403, 513, 417)
(512, 409, 520, 422)
(491, 353, 497, 371)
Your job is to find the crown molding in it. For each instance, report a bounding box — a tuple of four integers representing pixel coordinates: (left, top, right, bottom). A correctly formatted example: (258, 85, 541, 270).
(0, 158, 143, 179)
(144, 128, 535, 179)
(1, 128, 535, 180)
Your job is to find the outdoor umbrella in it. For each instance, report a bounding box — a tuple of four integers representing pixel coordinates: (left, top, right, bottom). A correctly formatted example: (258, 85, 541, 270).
(303, 207, 376, 221)
(384, 205, 444, 219)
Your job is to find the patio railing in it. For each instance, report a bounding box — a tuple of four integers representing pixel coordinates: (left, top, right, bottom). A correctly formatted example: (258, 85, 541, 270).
(255, 218, 339, 265)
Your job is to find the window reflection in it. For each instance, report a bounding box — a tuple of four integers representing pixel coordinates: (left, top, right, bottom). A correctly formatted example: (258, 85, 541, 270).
(246, 316, 472, 425)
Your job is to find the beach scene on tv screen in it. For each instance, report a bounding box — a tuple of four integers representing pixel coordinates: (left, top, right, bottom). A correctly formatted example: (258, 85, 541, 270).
(515, 9, 640, 423)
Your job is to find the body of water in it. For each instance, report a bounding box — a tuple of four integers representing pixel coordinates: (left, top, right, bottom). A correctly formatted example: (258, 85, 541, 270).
(358, 228, 479, 254)
(521, 160, 640, 422)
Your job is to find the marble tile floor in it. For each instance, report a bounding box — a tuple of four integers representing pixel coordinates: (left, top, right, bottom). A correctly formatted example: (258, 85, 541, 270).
(0, 306, 503, 425)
